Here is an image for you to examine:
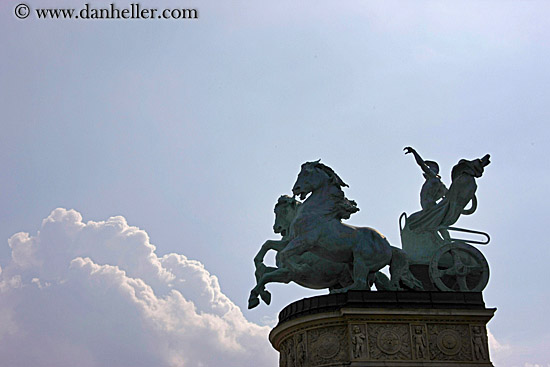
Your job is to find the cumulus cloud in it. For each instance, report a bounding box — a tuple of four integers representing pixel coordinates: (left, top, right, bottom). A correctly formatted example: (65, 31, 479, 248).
(488, 328, 511, 356)
(488, 328, 550, 367)
(0, 208, 275, 367)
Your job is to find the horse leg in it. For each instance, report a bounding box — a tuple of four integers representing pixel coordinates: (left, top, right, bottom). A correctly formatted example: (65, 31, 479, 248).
(248, 267, 293, 309)
(255, 265, 277, 282)
(253, 239, 288, 290)
(254, 239, 289, 269)
(389, 247, 423, 290)
(331, 254, 371, 293)
(255, 265, 277, 303)
(351, 254, 370, 290)
(249, 265, 275, 309)
(374, 271, 394, 291)
(367, 271, 377, 288)
(389, 248, 405, 290)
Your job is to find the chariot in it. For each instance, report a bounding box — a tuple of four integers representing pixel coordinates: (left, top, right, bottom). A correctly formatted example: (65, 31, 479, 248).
(249, 151, 492, 309)
(399, 212, 490, 292)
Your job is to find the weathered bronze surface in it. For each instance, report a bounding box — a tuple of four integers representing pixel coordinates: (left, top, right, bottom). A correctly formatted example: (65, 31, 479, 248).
(250, 149, 492, 309)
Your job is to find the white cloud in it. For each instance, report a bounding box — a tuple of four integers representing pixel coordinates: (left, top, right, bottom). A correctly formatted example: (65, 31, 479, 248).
(0, 208, 275, 367)
(488, 328, 550, 367)
(488, 327, 510, 355)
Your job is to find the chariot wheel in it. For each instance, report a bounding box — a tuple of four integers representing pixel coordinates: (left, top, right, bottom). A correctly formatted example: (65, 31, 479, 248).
(429, 242, 489, 292)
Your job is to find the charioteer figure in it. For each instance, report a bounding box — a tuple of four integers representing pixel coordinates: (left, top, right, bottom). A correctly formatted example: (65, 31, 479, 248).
(404, 146, 448, 211)
(405, 150, 491, 233)
(400, 147, 491, 292)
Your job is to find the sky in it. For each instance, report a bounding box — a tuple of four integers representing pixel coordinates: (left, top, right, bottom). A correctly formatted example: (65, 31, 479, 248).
(1, 0, 549, 366)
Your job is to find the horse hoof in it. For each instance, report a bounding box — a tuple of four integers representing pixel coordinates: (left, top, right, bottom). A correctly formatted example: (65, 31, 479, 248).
(248, 297, 260, 309)
(260, 290, 271, 305)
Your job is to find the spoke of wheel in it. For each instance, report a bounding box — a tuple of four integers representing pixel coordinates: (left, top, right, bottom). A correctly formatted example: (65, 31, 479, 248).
(466, 264, 483, 274)
(450, 249, 462, 267)
(456, 275, 469, 291)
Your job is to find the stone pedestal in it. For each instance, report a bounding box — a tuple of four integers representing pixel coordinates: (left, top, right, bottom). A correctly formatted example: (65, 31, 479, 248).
(269, 291, 495, 366)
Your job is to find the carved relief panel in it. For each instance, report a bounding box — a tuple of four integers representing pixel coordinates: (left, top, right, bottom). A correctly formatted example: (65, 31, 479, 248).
(410, 324, 428, 360)
(307, 326, 348, 366)
(295, 332, 307, 367)
(350, 324, 367, 359)
(427, 324, 473, 361)
(367, 323, 412, 360)
(471, 325, 489, 361)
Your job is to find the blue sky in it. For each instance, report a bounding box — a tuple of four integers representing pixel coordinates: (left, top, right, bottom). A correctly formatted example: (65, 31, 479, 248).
(1, 1, 549, 366)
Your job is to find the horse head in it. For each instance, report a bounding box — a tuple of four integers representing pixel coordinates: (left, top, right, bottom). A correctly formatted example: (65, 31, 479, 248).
(292, 160, 348, 200)
(273, 195, 301, 238)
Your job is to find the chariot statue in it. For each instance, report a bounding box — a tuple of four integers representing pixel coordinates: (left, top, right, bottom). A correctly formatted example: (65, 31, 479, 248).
(401, 147, 491, 292)
(249, 148, 491, 308)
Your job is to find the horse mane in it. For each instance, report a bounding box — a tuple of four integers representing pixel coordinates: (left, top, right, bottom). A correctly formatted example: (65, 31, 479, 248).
(309, 161, 359, 220)
(329, 194, 359, 220)
(313, 161, 348, 188)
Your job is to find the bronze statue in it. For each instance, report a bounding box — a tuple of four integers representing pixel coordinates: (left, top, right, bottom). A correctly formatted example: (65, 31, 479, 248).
(404, 147, 448, 210)
(249, 161, 423, 308)
(250, 150, 493, 307)
(400, 148, 491, 291)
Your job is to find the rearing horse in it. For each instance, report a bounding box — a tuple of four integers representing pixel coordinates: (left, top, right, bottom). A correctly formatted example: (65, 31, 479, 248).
(249, 190, 422, 308)
(249, 195, 353, 308)
(280, 160, 413, 291)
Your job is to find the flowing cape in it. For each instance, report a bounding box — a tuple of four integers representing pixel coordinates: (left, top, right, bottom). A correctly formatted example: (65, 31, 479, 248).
(408, 158, 486, 231)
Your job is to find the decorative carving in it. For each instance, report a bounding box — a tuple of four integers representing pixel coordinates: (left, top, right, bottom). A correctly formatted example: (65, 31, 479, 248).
(271, 291, 495, 366)
(295, 333, 307, 367)
(286, 338, 295, 367)
(280, 341, 287, 367)
(411, 324, 428, 360)
(378, 329, 401, 354)
(351, 325, 366, 359)
(308, 326, 348, 366)
(368, 324, 411, 360)
(437, 329, 462, 355)
(471, 325, 489, 361)
(279, 337, 296, 367)
(428, 324, 472, 361)
(317, 333, 339, 359)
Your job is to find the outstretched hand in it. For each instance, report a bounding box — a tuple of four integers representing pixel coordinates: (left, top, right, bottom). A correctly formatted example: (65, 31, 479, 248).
(481, 154, 491, 167)
(403, 146, 416, 155)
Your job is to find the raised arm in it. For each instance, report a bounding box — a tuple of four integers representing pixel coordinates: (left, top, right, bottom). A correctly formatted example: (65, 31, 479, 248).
(404, 146, 437, 178)
(480, 154, 491, 167)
